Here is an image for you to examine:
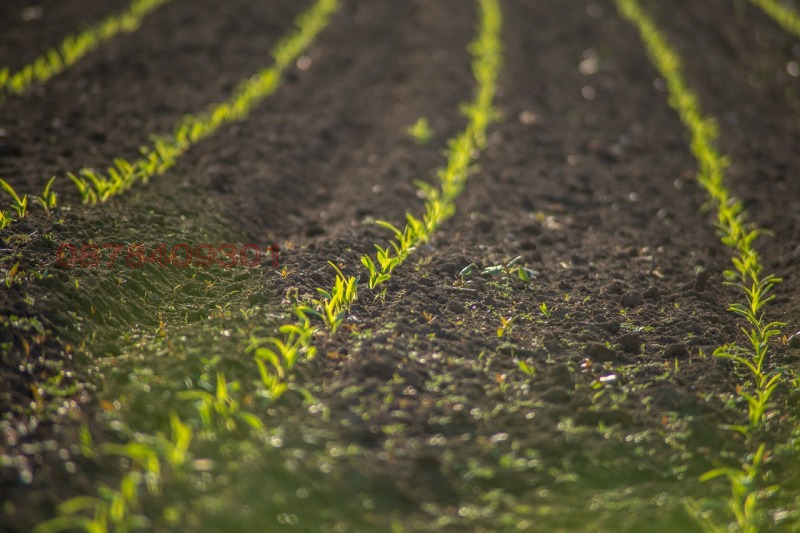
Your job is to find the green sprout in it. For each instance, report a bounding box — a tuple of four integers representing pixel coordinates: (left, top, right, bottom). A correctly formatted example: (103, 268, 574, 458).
(35, 176, 58, 216)
(310, 262, 359, 333)
(407, 117, 434, 144)
(496, 315, 517, 338)
(0, 210, 12, 230)
(515, 359, 536, 377)
(460, 256, 535, 285)
(0, 178, 28, 219)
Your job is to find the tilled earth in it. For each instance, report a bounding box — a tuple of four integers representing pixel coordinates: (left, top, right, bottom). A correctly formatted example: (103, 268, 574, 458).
(1, 0, 800, 531)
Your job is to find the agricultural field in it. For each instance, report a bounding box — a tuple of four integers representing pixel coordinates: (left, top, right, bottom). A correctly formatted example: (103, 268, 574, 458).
(1, 0, 800, 530)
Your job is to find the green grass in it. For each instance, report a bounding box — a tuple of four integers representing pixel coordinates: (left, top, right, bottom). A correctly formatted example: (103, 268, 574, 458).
(0, 0, 172, 98)
(615, 0, 787, 530)
(748, 0, 800, 38)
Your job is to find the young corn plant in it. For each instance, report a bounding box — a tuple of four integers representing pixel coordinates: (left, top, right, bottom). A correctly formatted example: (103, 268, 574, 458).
(0, 178, 28, 220)
(34, 176, 58, 216)
(496, 315, 517, 338)
(36, 412, 192, 533)
(308, 262, 359, 333)
(177, 372, 262, 433)
(0, 211, 12, 230)
(459, 256, 535, 285)
(616, 0, 785, 529)
(246, 305, 319, 402)
(1, 0, 173, 98)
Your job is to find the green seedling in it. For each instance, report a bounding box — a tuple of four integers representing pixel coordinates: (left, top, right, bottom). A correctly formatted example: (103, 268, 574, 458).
(3, 263, 21, 289)
(692, 444, 775, 533)
(79, 426, 94, 459)
(35, 176, 58, 215)
(0, 178, 28, 219)
(101, 442, 161, 495)
(460, 263, 477, 278)
(361, 254, 390, 289)
(539, 302, 552, 318)
(496, 315, 516, 338)
(158, 412, 193, 472)
(178, 372, 262, 432)
(461, 256, 535, 285)
(311, 262, 359, 333)
(407, 117, 434, 144)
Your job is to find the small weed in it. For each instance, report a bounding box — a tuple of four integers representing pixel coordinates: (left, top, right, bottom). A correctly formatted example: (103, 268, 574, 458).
(407, 117, 434, 144)
(460, 256, 535, 286)
(496, 316, 517, 338)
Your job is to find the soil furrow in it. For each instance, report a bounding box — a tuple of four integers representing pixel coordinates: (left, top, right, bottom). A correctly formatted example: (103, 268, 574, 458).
(0, 0, 130, 70)
(0, 0, 306, 199)
(155, 0, 475, 246)
(637, 0, 800, 367)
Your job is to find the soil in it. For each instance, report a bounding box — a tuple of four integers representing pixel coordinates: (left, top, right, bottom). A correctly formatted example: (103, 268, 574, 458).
(1, 0, 800, 531)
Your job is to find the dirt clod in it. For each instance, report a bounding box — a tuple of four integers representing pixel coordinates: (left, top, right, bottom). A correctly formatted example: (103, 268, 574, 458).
(664, 343, 690, 359)
(618, 333, 643, 354)
(620, 291, 643, 308)
(584, 343, 617, 362)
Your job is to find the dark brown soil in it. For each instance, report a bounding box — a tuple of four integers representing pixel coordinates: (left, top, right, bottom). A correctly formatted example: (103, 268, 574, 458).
(2, 0, 799, 531)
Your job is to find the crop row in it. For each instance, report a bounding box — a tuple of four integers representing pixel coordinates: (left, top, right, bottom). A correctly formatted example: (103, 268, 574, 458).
(0, 0, 172, 98)
(0, 0, 337, 230)
(34, 0, 503, 529)
(616, 0, 793, 530)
